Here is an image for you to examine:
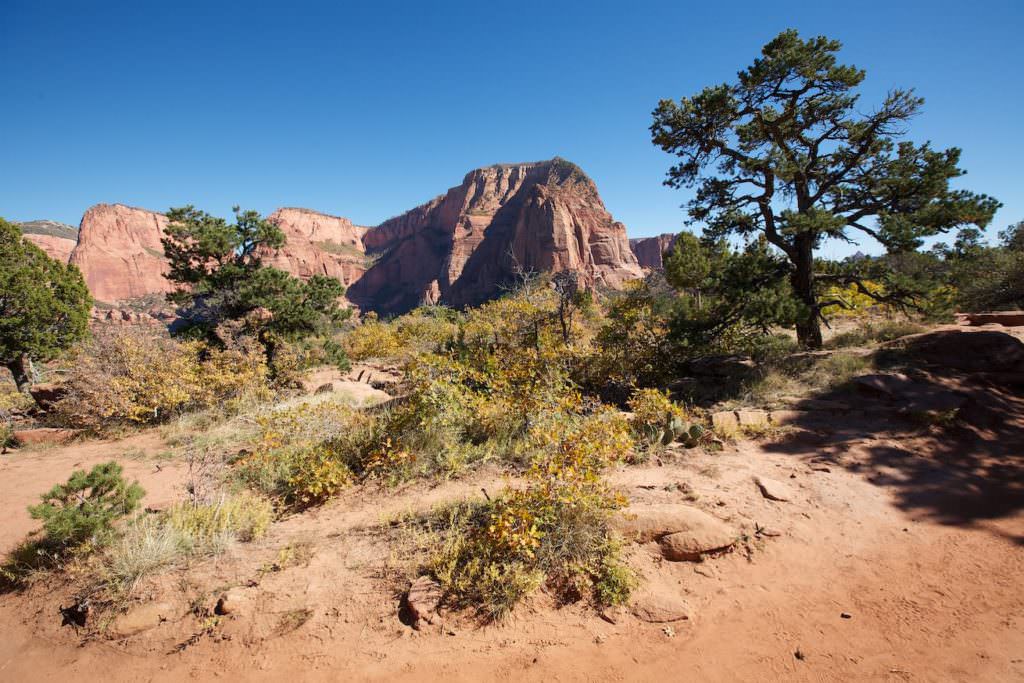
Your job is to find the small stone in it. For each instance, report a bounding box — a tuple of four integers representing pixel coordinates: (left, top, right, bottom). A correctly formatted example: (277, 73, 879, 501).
(840, 612, 853, 619)
(754, 476, 793, 502)
(406, 576, 443, 628)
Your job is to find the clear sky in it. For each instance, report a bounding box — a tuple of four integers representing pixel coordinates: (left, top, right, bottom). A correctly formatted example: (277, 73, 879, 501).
(2, 0, 1021, 258)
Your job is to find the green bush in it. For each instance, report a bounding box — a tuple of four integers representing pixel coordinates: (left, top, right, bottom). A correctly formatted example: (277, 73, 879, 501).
(28, 461, 144, 549)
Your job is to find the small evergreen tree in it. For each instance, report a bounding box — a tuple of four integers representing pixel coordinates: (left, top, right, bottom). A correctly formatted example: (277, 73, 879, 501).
(0, 218, 91, 391)
(161, 206, 350, 367)
(663, 232, 711, 308)
(29, 461, 144, 548)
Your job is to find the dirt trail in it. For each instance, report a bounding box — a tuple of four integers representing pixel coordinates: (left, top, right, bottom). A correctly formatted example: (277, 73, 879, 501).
(0, 431, 187, 555)
(1, 397, 1022, 680)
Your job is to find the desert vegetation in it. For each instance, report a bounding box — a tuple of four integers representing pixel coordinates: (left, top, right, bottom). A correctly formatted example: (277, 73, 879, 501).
(1, 26, 1022, 682)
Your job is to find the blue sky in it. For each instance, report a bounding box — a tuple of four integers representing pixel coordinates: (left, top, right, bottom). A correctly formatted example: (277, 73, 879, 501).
(2, 0, 1021, 258)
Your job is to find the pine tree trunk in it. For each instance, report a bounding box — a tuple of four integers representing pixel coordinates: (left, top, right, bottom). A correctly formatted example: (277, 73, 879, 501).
(791, 236, 823, 349)
(7, 355, 31, 393)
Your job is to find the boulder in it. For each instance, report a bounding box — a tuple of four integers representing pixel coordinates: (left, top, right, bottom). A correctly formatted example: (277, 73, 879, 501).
(958, 311, 1024, 327)
(405, 576, 443, 627)
(736, 410, 770, 428)
(28, 382, 67, 410)
(611, 504, 737, 558)
(629, 590, 692, 623)
(853, 373, 913, 399)
(754, 476, 793, 502)
(12, 428, 79, 446)
(110, 601, 175, 637)
(892, 330, 1024, 373)
(711, 411, 739, 433)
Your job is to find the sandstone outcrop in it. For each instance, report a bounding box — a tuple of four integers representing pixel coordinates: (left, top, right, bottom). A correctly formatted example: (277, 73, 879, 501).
(17, 220, 78, 262)
(69, 204, 172, 303)
(263, 208, 371, 287)
(629, 233, 677, 269)
(53, 159, 649, 316)
(349, 158, 644, 314)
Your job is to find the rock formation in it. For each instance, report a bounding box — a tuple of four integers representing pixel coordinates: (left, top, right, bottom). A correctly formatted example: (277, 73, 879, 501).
(262, 208, 371, 287)
(629, 233, 677, 270)
(17, 220, 78, 263)
(50, 158, 648, 316)
(349, 158, 643, 314)
(69, 204, 172, 303)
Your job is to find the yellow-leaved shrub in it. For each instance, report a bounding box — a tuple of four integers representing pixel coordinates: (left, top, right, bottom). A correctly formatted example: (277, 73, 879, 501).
(54, 330, 269, 430)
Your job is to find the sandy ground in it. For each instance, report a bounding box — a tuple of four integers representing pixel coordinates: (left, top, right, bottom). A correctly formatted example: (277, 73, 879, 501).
(1, 361, 1022, 681)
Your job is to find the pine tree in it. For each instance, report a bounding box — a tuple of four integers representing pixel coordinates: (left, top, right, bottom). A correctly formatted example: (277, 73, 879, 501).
(651, 29, 999, 347)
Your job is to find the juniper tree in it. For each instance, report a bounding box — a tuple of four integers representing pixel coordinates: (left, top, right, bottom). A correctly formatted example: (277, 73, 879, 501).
(0, 218, 91, 391)
(651, 29, 999, 347)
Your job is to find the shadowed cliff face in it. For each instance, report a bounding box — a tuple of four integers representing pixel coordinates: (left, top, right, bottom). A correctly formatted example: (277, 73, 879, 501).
(54, 158, 646, 315)
(348, 159, 643, 314)
(629, 233, 677, 270)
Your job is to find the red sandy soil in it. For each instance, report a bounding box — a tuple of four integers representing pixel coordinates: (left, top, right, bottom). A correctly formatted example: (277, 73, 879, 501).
(1, 372, 1022, 681)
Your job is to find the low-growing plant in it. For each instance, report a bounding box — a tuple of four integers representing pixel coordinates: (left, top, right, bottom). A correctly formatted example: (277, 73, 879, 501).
(28, 461, 144, 549)
(103, 491, 273, 593)
(234, 399, 374, 507)
(427, 412, 635, 620)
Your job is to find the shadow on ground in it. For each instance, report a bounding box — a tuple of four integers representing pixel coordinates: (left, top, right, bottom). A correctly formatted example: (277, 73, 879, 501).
(759, 329, 1024, 535)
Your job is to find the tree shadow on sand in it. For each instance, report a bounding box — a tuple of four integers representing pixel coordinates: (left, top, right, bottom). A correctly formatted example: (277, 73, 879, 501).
(758, 330, 1024, 539)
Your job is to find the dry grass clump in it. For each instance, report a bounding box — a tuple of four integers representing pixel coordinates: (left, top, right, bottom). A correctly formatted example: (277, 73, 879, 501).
(101, 491, 273, 594)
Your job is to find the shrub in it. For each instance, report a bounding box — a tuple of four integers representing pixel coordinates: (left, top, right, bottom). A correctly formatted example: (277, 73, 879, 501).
(235, 399, 373, 508)
(54, 330, 269, 430)
(344, 307, 460, 363)
(428, 412, 635, 619)
(28, 461, 144, 549)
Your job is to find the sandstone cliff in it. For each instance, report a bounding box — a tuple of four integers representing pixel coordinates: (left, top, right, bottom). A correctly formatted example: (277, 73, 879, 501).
(18, 220, 78, 263)
(263, 208, 371, 287)
(629, 233, 677, 270)
(69, 204, 172, 303)
(349, 158, 643, 313)
(56, 159, 646, 315)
